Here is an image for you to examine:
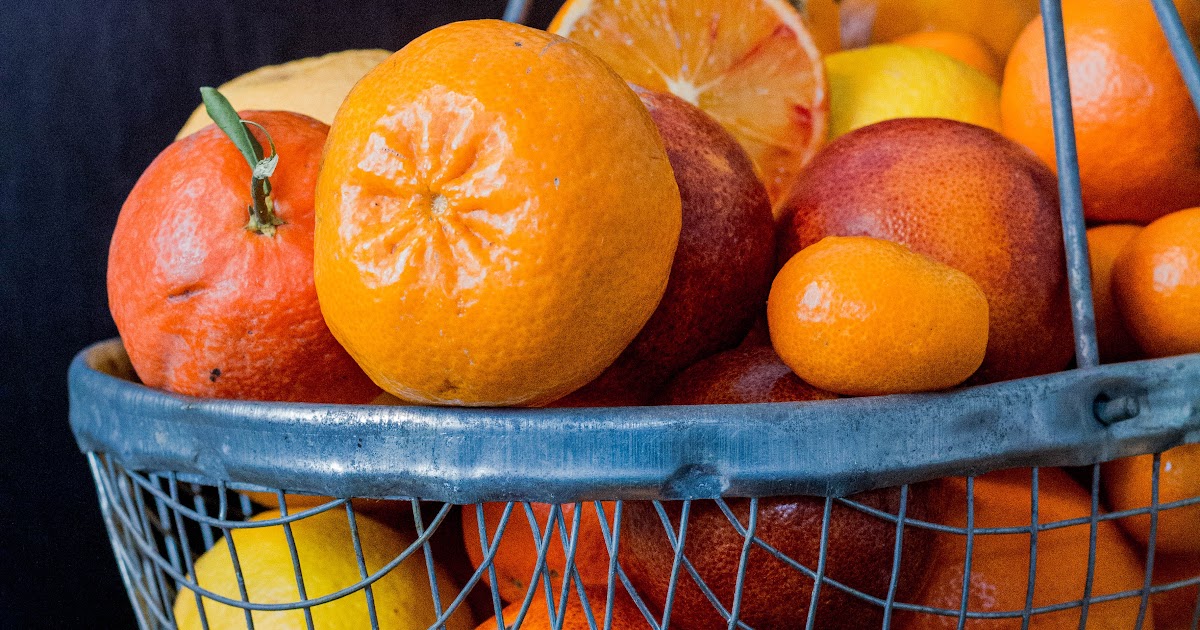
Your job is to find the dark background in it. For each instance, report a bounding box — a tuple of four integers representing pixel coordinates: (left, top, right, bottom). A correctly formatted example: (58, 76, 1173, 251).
(0, 1, 559, 625)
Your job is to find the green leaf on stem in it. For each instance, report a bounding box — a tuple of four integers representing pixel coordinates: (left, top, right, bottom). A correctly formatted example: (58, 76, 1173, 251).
(200, 87, 263, 168)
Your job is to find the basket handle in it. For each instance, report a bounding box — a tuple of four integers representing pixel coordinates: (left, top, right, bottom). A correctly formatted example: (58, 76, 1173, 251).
(504, 0, 532, 24)
(1039, 0, 1098, 369)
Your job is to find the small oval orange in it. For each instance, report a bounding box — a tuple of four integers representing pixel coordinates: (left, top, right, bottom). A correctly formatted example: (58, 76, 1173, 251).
(767, 236, 989, 396)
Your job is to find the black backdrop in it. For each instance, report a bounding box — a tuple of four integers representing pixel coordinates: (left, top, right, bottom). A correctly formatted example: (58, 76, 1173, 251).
(0, 1, 559, 624)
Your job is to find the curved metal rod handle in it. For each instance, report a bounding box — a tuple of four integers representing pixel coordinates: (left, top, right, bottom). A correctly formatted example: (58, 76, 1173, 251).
(1039, 0, 1100, 369)
(1150, 0, 1200, 118)
(504, 0, 532, 24)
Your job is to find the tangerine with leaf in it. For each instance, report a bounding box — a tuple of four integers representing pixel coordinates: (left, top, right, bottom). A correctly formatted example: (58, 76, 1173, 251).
(107, 89, 379, 403)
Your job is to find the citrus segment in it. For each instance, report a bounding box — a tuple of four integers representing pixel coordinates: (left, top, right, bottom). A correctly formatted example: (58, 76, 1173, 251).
(551, 0, 828, 212)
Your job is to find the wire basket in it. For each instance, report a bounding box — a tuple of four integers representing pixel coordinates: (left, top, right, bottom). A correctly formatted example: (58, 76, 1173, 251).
(70, 0, 1200, 628)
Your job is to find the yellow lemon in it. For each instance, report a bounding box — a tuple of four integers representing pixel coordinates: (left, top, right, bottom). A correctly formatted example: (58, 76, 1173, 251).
(892, 31, 1002, 82)
(824, 44, 1000, 140)
(173, 509, 474, 629)
(176, 49, 391, 139)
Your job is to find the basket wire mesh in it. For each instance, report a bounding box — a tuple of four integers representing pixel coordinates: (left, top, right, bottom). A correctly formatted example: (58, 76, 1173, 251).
(73, 0, 1200, 627)
(88, 453, 1200, 629)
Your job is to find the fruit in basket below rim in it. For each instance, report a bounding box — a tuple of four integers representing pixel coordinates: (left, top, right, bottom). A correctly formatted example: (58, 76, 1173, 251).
(1102, 444, 1200, 557)
(461, 501, 615, 604)
(1002, 0, 1200, 224)
(313, 20, 681, 407)
(769, 236, 988, 396)
(839, 0, 1039, 61)
(1086, 224, 1143, 364)
(240, 491, 408, 526)
(1112, 208, 1200, 359)
(824, 44, 1001, 141)
(891, 31, 1001, 82)
(899, 467, 1152, 629)
(549, 0, 828, 213)
(176, 49, 391, 139)
(655, 342, 837, 405)
(1151, 551, 1200, 630)
(474, 588, 649, 629)
(555, 87, 775, 407)
(173, 508, 475, 630)
(107, 108, 380, 404)
(778, 117, 1072, 384)
(620, 485, 942, 630)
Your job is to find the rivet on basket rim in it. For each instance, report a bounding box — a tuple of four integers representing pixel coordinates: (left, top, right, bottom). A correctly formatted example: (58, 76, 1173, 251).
(1093, 393, 1142, 425)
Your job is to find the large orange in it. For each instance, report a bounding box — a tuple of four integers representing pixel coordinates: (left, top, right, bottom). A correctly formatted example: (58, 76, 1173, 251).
(461, 502, 614, 604)
(769, 236, 989, 396)
(1087, 224, 1143, 363)
(107, 111, 379, 403)
(1112, 208, 1200, 358)
(1102, 444, 1200, 557)
(1002, 0, 1200, 224)
(550, 0, 828, 211)
(899, 468, 1151, 629)
(314, 21, 681, 407)
(779, 118, 1072, 384)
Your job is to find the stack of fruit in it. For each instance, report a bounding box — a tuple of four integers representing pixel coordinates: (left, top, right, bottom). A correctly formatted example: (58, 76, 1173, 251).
(104, 0, 1200, 627)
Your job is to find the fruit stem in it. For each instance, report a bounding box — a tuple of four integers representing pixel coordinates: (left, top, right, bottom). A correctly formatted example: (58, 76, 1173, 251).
(200, 87, 284, 237)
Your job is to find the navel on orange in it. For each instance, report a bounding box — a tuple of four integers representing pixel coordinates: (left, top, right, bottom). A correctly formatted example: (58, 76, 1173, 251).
(314, 21, 681, 407)
(550, 0, 828, 212)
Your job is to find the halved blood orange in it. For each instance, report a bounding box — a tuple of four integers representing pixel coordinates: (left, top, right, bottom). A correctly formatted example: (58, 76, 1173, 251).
(550, 0, 829, 213)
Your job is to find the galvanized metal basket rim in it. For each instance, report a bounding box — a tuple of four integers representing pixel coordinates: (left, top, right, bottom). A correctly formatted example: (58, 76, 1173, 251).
(70, 339, 1200, 504)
